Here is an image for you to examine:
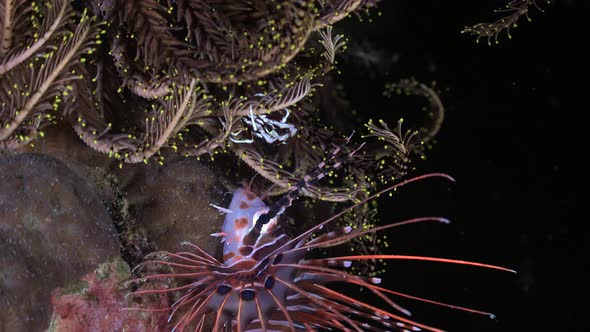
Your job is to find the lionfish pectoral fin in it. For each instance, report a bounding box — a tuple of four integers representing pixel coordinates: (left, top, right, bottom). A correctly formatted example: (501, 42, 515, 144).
(211, 232, 228, 242)
(210, 203, 233, 214)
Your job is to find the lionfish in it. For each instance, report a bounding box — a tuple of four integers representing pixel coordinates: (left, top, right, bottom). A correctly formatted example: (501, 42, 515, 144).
(127, 142, 514, 331)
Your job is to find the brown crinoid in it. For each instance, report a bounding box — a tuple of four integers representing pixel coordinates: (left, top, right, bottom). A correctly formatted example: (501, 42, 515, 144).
(1, 0, 452, 278)
(1, 1, 393, 198)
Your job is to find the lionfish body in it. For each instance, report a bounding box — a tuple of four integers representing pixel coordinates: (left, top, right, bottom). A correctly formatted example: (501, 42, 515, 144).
(204, 187, 305, 330)
(130, 146, 514, 331)
(218, 188, 280, 265)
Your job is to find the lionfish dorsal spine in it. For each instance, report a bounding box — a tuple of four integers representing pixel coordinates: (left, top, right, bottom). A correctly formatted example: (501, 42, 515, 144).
(240, 134, 360, 248)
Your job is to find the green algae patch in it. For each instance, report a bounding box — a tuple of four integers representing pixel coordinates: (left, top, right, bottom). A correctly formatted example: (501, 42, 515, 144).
(114, 257, 131, 280)
(95, 257, 130, 281)
(96, 261, 112, 280)
(58, 279, 89, 297)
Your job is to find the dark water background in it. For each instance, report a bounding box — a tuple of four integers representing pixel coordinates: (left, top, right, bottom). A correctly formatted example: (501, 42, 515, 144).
(336, 1, 585, 331)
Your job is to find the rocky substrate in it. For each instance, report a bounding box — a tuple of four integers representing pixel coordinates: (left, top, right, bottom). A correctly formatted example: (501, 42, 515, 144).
(0, 128, 226, 331)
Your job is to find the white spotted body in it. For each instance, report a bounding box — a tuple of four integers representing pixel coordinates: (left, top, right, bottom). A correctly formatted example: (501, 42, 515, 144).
(217, 188, 278, 265)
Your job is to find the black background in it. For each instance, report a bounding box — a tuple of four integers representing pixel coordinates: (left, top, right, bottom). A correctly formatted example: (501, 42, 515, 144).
(336, 1, 585, 331)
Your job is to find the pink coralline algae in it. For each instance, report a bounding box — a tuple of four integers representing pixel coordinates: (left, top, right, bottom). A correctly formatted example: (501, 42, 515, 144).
(49, 257, 170, 332)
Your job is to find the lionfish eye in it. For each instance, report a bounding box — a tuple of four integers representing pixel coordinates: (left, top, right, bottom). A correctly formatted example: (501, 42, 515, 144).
(216, 284, 232, 295)
(264, 275, 275, 289)
(258, 214, 269, 224)
(252, 209, 278, 234)
(240, 288, 256, 301)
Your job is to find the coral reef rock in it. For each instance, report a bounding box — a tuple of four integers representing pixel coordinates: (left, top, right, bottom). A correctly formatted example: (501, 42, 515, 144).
(0, 153, 119, 331)
(122, 158, 226, 254)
